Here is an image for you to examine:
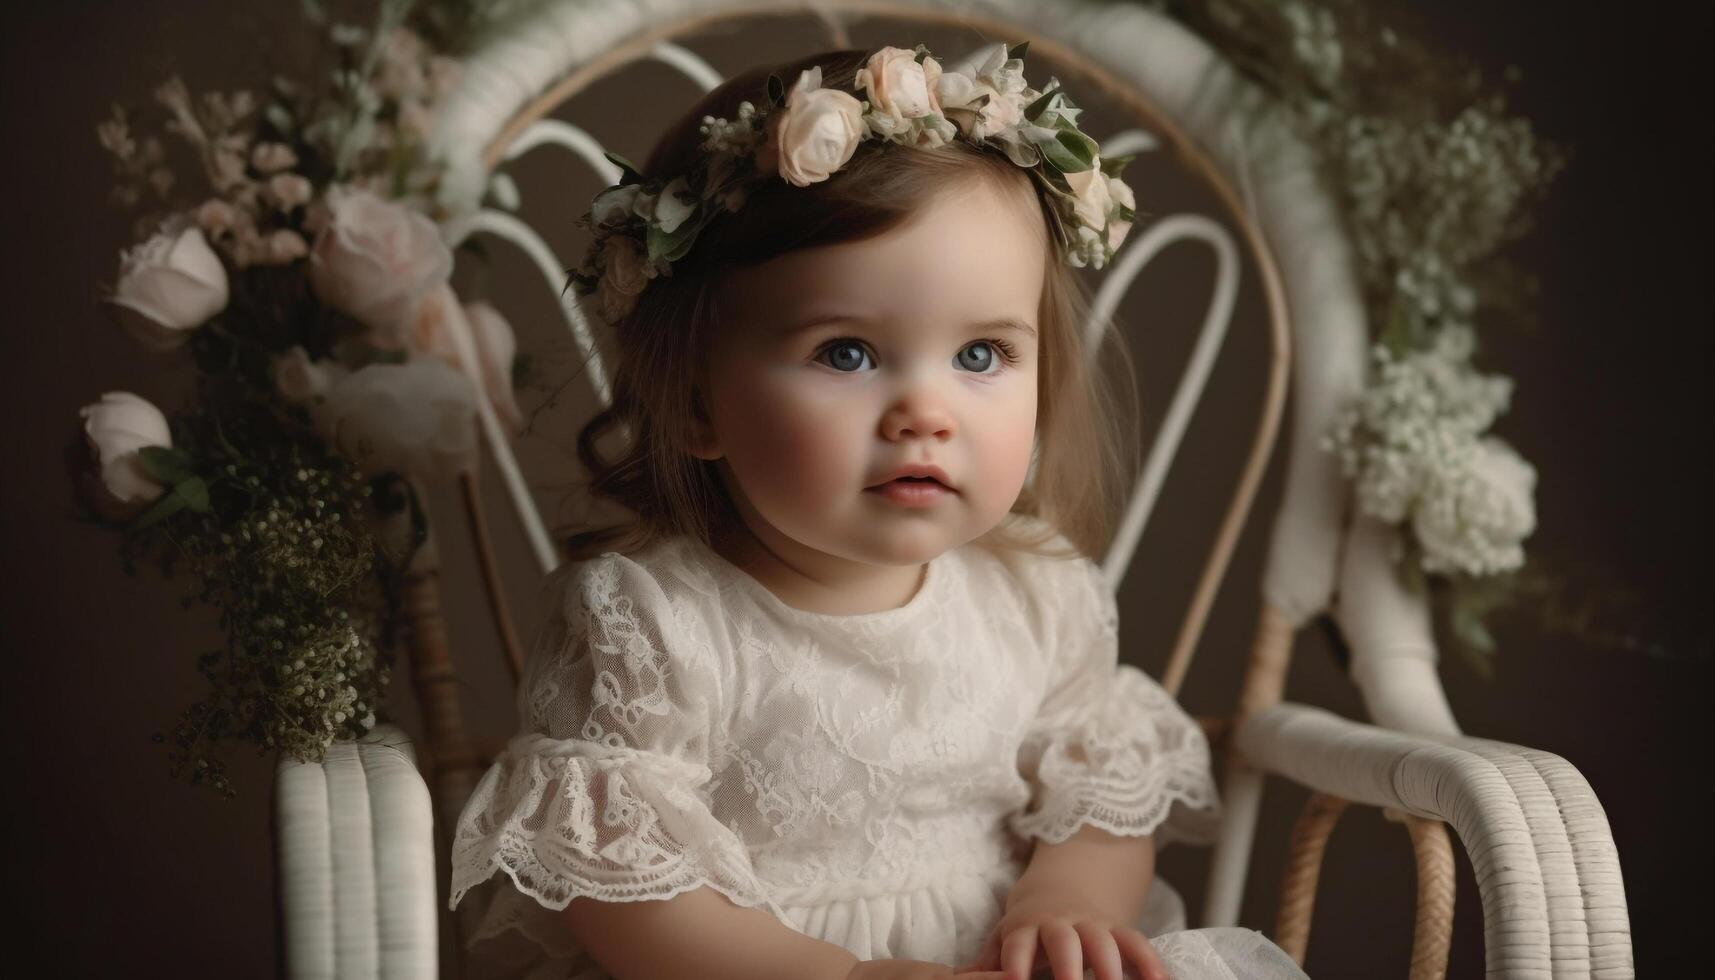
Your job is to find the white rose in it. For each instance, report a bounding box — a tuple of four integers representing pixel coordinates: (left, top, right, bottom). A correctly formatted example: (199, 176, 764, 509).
(76, 391, 172, 520)
(308, 185, 453, 350)
(405, 284, 525, 433)
(758, 67, 865, 187)
(1104, 172, 1135, 252)
(590, 185, 641, 228)
(273, 345, 335, 404)
(1063, 164, 1114, 235)
(651, 176, 697, 235)
(306, 357, 481, 483)
(856, 47, 943, 121)
(1413, 436, 1538, 577)
(936, 72, 1022, 139)
(108, 218, 230, 352)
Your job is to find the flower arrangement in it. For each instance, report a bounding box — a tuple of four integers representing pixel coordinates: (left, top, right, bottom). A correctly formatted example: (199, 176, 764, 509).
(1146, 0, 1586, 675)
(570, 41, 1139, 326)
(71, 0, 527, 797)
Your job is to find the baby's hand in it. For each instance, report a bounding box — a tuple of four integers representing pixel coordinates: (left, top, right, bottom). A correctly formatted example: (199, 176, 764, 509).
(953, 890, 1170, 980)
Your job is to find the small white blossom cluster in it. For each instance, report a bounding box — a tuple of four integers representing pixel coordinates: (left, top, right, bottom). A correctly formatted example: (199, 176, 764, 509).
(1319, 92, 1555, 337)
(1283, 0, 1343, 92)
(275, 619, 382, 762)
(96, 23, 461, 270)
(1324, 325, 1538, 577)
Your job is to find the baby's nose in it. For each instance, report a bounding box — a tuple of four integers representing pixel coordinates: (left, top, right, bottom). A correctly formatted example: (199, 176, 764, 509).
(880, 395, 954, 441)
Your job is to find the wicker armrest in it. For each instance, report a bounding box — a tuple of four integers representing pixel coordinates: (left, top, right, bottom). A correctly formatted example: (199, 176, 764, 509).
(275, 724, 439, 978)
(1234, 703, 1633, 979)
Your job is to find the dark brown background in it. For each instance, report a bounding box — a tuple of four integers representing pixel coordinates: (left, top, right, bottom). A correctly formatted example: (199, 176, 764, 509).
(2, 1, 1706, 976)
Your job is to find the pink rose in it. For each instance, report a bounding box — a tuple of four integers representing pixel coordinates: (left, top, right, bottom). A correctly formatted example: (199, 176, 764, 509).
(855, 47, 944, 121)
(308, 185, 453, 349)
(406, 284, 525, 433)
(758, 67, 865, 187)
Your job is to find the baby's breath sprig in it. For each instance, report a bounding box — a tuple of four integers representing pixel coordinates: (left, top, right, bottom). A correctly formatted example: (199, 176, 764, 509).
(113, 358, 413, 798)
(1143, 1, 1681, 672)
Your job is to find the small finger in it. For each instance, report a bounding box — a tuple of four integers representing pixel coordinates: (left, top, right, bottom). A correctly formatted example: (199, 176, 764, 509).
(1001, 925, 1040, 980)
(1040, 920, 1083, 980)
(1113, 927, 1172, 980)
(1074, 922, 1124, 980)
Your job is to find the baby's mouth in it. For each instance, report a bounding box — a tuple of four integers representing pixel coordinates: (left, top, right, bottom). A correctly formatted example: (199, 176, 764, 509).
(867, 475, 954, 491)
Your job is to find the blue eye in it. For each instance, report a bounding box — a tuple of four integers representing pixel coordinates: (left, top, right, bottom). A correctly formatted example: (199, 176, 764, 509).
(956, 342, 997, 373)
(818, 341, 873, 372)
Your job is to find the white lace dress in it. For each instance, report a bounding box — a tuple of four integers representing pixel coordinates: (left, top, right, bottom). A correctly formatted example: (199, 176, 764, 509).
(449, 533, 1310, 979)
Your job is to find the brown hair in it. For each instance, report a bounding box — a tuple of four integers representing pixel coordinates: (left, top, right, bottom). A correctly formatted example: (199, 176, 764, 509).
(557, 48, 1140, 564)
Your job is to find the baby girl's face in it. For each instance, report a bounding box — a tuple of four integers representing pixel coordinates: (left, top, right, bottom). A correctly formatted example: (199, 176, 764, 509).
(696, 175, 1045, 571)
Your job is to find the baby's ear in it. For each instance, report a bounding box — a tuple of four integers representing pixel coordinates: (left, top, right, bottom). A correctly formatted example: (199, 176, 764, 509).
(685, 388, 723, 461)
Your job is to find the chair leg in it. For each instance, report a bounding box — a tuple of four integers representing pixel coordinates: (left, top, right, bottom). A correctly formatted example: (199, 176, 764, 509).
(1275, 792, 1349, 963)
(1385, 808, 1456, 980)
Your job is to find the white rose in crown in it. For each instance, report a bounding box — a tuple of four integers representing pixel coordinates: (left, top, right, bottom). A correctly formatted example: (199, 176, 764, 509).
(1412, 435, 1538, 577)
(107, 218, 230, 351)
(308, 185, 453, 350)
(757, 67, 866, 187)
(406, 283, 526, 433)
(937, 42, 1032, 142)
(304, 357, 481, 483)
(649, 176, 697, 235)
(590, 184, 641, 228)
(856, 46, 944, 122)
(75, 391, 173, 520)
(1103, 172, 1136, 252)
(936, 72, 1024, 140)
(1064, 165, 1114, 234)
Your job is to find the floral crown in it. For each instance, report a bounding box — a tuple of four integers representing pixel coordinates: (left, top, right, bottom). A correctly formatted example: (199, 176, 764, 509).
(568, 41, 1139, 326)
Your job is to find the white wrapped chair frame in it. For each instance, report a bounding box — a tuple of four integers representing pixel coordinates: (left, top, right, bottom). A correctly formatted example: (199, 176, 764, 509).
(272, 1, 1635, 977)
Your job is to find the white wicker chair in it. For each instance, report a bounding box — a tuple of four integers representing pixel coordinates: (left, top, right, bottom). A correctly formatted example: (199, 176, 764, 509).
(272, 1, 1635, 977)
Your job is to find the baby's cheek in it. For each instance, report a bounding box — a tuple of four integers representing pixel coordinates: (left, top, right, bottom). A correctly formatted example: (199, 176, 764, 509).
(975, 392, 1038, 500)
(726, 385, 858, 498)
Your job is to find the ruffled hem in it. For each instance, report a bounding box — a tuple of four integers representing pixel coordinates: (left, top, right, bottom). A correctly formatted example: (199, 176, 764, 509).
(1009, 666, 1221, 847)
(1007, 776, 1220, 847)
(448, 734, 779, 917)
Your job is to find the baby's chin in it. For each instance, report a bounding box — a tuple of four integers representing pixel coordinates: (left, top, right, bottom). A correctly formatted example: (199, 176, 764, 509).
(832, 522, 993, 568)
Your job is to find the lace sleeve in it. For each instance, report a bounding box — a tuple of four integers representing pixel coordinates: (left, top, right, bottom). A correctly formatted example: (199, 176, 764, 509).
(449, 551, 776, 919)
(1009, 553, 1222, 847)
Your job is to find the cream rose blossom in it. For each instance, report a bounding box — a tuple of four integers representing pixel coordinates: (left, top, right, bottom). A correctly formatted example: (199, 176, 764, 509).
(856, 46, 944, 121)
(1104, 172, 1136, 252)
(108, 218, 230, 351)
(758, 67, 865, 187)
(1064, 164, 1114, 235)
(76, 391, 173, 520)
(406, 284, 525, 432)
(307, 184, 453, 349)
(305, 357, 481, 483)
(464, 302, 525, 433)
